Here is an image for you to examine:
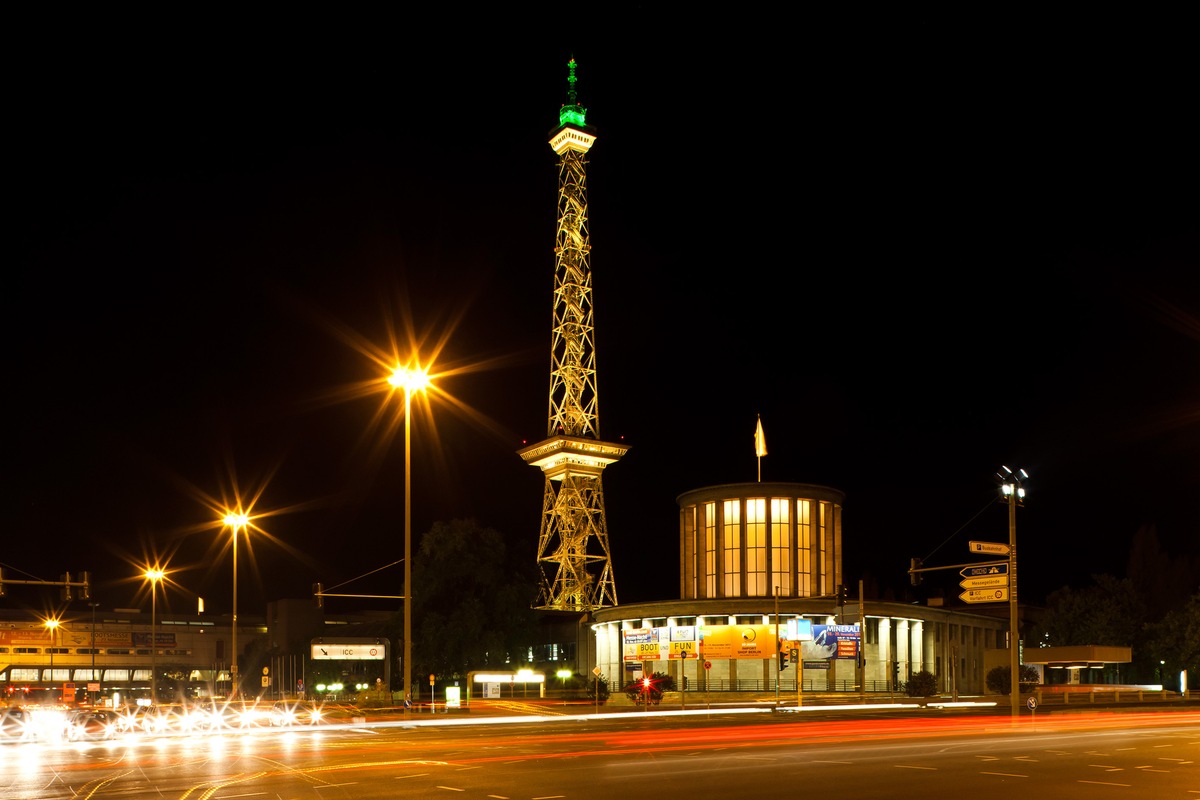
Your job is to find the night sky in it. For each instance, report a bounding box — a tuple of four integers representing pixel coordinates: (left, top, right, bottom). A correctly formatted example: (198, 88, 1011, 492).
(8, 12, 1198, 619)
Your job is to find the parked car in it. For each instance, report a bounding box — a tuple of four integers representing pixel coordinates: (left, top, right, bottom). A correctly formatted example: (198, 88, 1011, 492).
(66, 709, 120, 741)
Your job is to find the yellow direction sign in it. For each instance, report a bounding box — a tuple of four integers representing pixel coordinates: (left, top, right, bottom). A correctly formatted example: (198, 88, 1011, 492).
(969, 540, 1011, 556)
(959, 587, 1009, 603)
(960, 575, 1009, 590)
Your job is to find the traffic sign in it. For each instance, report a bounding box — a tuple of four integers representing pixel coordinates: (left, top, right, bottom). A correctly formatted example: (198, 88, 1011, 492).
(969, 540, 1010, 556)
(959, 587, 1009, 603)
(703, 660, 712, 670)
(959, 575, 1009, 590)
(592, 666, 602, 677)
(960, 563, 1008, 578)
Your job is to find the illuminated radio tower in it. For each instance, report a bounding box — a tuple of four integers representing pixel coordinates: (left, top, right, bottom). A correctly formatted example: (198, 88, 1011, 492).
(518, 59, 627, 612)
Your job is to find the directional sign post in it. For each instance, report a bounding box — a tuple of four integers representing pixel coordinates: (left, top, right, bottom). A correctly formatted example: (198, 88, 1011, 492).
(969, 540, 1011, 556)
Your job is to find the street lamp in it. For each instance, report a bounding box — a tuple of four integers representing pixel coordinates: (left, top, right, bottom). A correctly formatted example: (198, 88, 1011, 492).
(388, 362, 431, 708)
(144, 568, 165, 704)
(45, 618, 60, 700)
(89, 601, 100, 705)
(223, 512, 250, 699)
(996, 465, 1027, 719)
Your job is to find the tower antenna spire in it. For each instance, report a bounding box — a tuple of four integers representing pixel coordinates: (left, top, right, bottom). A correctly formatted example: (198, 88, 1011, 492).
(566, 56, 578, 105)
(519, 59, 625, 612)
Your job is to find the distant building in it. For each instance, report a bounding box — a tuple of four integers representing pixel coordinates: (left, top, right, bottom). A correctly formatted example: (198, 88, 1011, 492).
(0, 602, 390, 706)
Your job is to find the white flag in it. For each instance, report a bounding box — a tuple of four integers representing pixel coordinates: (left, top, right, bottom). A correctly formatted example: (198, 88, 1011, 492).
(755, 416, 767, 457)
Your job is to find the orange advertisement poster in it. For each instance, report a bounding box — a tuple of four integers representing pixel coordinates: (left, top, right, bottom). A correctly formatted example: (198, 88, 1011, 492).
(698, 624, 777, 659)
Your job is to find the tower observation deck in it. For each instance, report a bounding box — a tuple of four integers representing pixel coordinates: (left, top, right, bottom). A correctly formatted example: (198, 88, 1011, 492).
(518, 59, 626, 612)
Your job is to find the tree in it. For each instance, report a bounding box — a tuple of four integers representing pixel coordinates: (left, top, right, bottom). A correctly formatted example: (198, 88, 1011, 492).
(1126, 524, 1200, 621)
(1145, 591, 1200, 691)
(405, 519, 540, 687)
(1028, 575, 1146, 649)
(905, 670, 938, 698)
(587, 674, 610, 703)
(986, 665, 1039, 695)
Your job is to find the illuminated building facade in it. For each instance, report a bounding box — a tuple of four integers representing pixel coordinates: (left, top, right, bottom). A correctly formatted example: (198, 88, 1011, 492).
(591, 482, 1009, 697)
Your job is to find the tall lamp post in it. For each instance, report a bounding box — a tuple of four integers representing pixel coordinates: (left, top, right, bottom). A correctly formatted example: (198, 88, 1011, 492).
(223, 513, 249, 699)
(45, 618, 60, 699)
(996, 465, 1027, 719)
(144, 568, 165, 704)
(89, 601, 100, 705)
(388, 363, 430, 708)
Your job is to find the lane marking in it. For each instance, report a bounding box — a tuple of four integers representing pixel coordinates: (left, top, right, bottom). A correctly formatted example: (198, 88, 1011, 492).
(1079, 780, 1131, 787)
(436, 787, 465, 792)
(981, 772, 1028, 778)
(895, 765, 936, 770)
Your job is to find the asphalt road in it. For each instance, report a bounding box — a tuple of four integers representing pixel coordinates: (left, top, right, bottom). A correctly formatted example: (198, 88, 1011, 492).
(2, 705, 1197, 799)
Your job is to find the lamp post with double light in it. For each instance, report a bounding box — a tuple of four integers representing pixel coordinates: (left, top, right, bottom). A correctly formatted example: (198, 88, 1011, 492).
(388, 362, 431, 708)
(996, 465, 1027, 719)
(144, 568, 165, 704)
(222, 512, 249, 699)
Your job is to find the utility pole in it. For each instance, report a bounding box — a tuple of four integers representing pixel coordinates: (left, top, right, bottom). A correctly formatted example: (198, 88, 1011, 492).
(773, 588, 780, 707)
(858, 579, 866, 703)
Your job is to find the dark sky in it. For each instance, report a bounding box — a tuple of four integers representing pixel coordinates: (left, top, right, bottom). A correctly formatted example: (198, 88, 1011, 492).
(8, 11, 1198, 619)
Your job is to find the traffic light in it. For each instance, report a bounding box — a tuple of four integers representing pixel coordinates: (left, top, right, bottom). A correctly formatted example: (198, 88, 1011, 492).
(0, 567, 5, 597)
(778, 649, 789, 671)
(892, 660, 900, 685)
(61, 572, 72, 602)
(909, 557, 923, 586)
(79, 572, 91, 600)
(313, 583, 324, 608)
(836, 584, 848, 606)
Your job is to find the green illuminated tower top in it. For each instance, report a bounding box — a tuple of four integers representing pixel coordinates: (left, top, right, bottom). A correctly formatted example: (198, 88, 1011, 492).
(550, 58, 596, 154)
(559, 57, 587, 128)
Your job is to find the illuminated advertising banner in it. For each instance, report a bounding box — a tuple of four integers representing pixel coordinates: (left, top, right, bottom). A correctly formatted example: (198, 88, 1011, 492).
(622, 628, 661, 661)
(0, 630, 177, 648)
(624, 624, 833, 661)
(622, 626, 700, 661)
(310, 643, 386, 660)
(697, 624, 776, 660)
(800, 624, 860, 663)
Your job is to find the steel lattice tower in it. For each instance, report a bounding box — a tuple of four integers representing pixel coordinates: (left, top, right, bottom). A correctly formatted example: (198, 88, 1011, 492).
(518, 59, 627, 612)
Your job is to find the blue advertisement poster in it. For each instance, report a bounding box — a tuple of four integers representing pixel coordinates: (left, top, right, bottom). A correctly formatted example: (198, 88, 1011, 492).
(799, 624, 860, 666)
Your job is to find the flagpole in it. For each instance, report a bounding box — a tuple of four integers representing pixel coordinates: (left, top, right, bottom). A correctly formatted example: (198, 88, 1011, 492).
(754, 415, 767, 483)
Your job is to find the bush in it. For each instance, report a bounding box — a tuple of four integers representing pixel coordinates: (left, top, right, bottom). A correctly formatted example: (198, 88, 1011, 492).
(906, 670, 938, 697)
(586, 675, 610, 703)
(986, 665, 1040, 694)
(623, 671, 676, 705)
